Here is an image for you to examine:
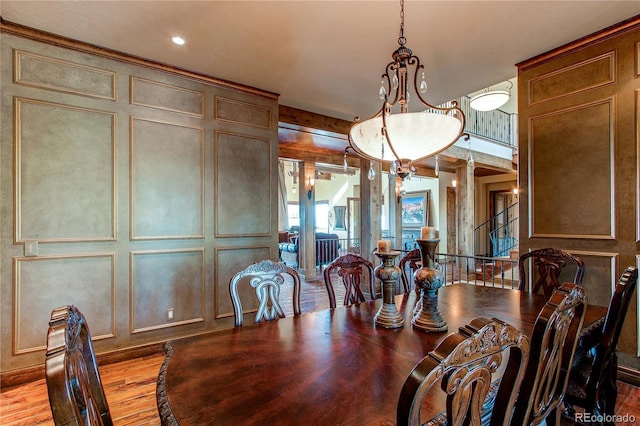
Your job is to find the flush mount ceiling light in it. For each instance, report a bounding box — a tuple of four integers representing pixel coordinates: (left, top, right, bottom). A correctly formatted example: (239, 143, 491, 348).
(469, 81, 513, 112)
(347, 0, 466, 181)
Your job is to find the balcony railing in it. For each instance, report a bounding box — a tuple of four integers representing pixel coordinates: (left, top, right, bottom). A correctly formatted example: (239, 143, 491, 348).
(316, 237, 361, 268)
(318, 240, 519, 291)
(435, 96, 516, 147)
(435, 253, 519, 289)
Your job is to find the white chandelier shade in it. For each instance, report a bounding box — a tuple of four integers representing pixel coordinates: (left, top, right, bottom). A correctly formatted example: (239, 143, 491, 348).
(349, 111, 465, 163)
(346, 0, 467, 180)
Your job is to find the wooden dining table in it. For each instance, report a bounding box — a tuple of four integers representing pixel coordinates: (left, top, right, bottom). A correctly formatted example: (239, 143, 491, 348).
(160, 284, 607, 425)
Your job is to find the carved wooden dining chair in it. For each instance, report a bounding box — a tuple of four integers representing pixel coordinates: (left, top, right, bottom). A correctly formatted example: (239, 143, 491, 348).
(518, 247, 585, 298)
(229, 259, 301, 327)
(322, 253, 376, 309)
(564, 266, 638, 423)
(45, 305, 114, 426)
(510, 281, 587, 425)
(397, 317, 529, 426)
(399, 248, 421, 294)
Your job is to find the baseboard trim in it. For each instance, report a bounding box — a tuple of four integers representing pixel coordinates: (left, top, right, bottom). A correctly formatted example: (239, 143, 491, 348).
(0, 342, 164, 390)
(618, 365, 640, 387)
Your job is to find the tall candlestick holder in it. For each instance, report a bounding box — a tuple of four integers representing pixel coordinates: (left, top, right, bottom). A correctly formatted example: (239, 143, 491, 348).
(412, 238, 448, 332)
(373, 250, 404, 329)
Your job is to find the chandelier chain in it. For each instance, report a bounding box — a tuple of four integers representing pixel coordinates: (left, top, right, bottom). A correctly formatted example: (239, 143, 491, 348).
(398, 0, 406, 46)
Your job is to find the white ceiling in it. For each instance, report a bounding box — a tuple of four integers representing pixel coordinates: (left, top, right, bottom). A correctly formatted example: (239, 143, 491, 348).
(1, 1, 638, 121)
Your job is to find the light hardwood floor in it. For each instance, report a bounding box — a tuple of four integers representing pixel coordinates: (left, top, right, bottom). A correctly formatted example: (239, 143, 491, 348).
(1, 275, 639, 425)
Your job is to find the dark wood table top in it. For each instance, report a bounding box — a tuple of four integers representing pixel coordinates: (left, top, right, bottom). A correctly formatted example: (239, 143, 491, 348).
(163, 284, 607, 425)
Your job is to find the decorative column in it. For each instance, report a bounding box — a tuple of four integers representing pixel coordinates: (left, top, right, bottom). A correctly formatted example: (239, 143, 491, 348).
(456, 164, 474, 256)
(298, 162, 316, 280)
(361, 160, 382, 264)
(388, 173, 402, 248)
(412, 238, 447, 332)
(373, 250, 404, 329)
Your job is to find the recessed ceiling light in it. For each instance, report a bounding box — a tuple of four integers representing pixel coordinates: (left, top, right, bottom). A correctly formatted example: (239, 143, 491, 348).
(172, 36, 185, 46)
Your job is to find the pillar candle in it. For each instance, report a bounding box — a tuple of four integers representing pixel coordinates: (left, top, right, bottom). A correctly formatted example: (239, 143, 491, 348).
(377, 240, 391, 252)
(421, 227, 436, 239)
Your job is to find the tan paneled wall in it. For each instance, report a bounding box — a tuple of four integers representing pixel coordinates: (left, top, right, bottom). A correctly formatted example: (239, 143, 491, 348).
(0, 30, 278, 372)
(517, 20, 640, 373)
(15, 98, 117, 242)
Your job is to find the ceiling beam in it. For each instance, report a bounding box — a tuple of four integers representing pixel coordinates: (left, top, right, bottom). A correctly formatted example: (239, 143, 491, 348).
(279, 105, 352, 135)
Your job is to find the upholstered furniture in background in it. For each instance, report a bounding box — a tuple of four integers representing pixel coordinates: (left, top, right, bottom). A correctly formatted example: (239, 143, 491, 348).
(279, 232, 340, 268)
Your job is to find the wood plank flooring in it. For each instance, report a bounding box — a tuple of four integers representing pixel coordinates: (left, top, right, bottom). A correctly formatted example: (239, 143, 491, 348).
(1, 274, 639, 425)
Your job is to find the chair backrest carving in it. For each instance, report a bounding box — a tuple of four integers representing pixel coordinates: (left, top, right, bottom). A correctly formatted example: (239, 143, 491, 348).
(397, 317, 529, 426)
(511, 282, 586, 425)
(322, 253, 376, 309)
(45, 305, 113, 426)
(399, 249, 421, 294)
(229, 259, 301, 327)
(518, 247, 585, 298)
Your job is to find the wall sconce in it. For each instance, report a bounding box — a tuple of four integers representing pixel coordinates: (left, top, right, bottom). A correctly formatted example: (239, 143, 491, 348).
(307, 177, 314, 200)
(513, 188, 519, 195)
(452, 179, 457, 188)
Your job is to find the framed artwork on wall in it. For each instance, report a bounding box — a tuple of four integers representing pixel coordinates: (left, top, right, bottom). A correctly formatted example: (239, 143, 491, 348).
(401, 191, 429, 228)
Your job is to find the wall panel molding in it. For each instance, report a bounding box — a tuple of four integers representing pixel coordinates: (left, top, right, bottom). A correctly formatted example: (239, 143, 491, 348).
(637, 89, 640, 243)
(130, 248, 206, 334)
(130, 76, 204, 118)
(528, 51, 616, 105)
(214, 131, 272, 237)
(568, 249, 619, 306)
(130, 117, 205, 240)
(14, 49, 117, 100)
(215, 96, 272, 129)
(13, 253, 116, 354)
(528, 98, 615, 239)
(14, 97, 117, 243)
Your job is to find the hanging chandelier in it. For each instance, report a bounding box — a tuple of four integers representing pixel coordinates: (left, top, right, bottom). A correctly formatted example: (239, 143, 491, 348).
(347, 0, 466, 181)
